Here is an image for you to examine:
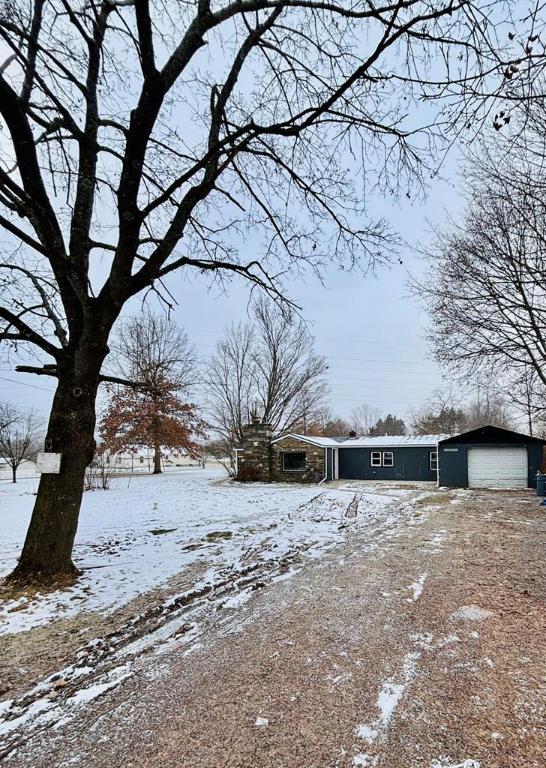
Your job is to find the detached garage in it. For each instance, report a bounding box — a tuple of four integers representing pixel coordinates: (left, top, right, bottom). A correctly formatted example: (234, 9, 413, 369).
(438, 426, 546, 489)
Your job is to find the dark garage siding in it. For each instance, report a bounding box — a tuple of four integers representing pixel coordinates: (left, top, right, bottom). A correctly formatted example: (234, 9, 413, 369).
(438, 426, 546, 488)
(338, 446, 437, 481)
(438, 442, 544, 488)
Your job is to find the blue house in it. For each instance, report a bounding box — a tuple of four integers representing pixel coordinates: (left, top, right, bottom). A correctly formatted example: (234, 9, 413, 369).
(265, 425, 545, 488)
(271, 432, 447, 483)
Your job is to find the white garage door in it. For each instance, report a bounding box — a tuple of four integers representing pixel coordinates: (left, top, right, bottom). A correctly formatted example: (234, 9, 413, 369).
(467, 447, 528, 489)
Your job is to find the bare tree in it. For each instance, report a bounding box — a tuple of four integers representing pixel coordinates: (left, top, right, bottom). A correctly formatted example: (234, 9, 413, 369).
(505, 367, 546, 436)
(0, 404, 42, 483)
(206, 298, 328, 454)
(252, 298, 328, 432)
(350, 403, 380, 435)
(0, 0, 530, 581)
(112, 312, 197, 395)
(464, 380, 514, 431)
(414, 110, 546, 429)
(411, 389, 467, 434)
(205, 322, 255, 460)
(411, 387, 513, 435)
(0, 402, 15, 432)
(203, 438, 238, 477)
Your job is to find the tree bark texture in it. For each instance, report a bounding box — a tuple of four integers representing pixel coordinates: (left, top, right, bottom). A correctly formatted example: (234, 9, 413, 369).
(9, 342, 106, 583)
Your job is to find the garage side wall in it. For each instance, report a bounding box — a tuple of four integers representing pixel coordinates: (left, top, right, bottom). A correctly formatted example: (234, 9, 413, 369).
(338, 447, 436, 481)
(438, 442, 543, 488)
(271, 437, 325, 483)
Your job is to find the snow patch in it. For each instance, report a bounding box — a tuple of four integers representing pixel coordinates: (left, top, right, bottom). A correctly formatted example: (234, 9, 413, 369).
(352, 754, 378, 767)
(0, 472, 410, 635)
(0, 664, 129, 740)
(64, 665, 130, 706)
(407, 572, 427, 601)
(355, 723, 378, 744)
(254, 717, 269, 727)
(355, 651, 420, 748)
(450, 605, 495, 622)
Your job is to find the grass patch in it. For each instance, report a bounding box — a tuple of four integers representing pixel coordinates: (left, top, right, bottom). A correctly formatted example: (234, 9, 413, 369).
(149, 527, 177, 536)
(205, 530, 233, 542)
(415, 493, 450, 507)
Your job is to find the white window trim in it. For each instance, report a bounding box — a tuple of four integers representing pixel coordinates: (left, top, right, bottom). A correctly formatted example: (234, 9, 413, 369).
(282, 451, 307, 472)
(429, 450, 438, 471)
(382, 451, 394, 467)
(370, 451, 382, 467)
(371, 451, 395, 467)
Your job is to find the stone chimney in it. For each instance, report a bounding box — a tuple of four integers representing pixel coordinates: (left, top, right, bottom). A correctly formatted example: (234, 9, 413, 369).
(238, 420, 273, 481)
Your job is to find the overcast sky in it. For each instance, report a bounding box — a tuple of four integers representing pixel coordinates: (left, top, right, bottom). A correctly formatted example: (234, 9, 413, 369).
(0, 164, 463, 425)
(1, 1, 490, 427)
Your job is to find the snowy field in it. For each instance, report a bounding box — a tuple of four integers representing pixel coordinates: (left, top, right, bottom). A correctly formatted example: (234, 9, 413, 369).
(0, 471, 415, 635)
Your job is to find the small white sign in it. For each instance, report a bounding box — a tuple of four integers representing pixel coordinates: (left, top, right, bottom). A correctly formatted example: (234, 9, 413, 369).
(36, 452, 62, 474)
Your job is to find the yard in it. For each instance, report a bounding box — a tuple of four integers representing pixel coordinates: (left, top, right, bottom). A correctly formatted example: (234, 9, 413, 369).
(1, 472, 545, 767)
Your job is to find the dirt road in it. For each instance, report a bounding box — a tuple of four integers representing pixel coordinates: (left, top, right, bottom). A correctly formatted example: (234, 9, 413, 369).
(3, 487, 546, 767)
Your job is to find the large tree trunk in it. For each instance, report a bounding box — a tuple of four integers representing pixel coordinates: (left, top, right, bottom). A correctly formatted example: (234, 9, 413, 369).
(11, 465, 16, 483)
(152, 401, 161, 474)
(153, 440, 162, 474)
(8, 343, 106, 585)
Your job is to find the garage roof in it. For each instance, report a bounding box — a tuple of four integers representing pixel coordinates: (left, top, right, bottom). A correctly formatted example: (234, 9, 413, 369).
(439, 424, 546, 445)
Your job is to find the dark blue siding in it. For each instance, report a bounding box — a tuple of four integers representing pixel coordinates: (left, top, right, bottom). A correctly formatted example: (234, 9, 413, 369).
(438, 442, 543, 488)
(338, 447, 436, 481)
(326, 448, 334, 480)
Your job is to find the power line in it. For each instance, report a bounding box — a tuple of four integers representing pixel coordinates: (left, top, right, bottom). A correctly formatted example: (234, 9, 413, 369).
(0, 375, 54, 392)
(327, 372, 443, 382)
(188, 329, 426, 348)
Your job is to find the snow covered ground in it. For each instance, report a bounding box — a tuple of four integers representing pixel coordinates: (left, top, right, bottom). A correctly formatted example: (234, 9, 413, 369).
(0, 471, 415, 635)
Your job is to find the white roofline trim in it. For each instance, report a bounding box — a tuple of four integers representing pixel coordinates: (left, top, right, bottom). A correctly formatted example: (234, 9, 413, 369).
(271, 433, 337, 447)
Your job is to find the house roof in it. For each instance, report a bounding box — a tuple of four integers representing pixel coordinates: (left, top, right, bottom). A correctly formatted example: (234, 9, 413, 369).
(272, 433, 450, 448)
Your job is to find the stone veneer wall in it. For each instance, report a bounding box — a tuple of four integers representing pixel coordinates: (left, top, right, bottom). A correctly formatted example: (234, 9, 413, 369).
(271, 436, 325, 483)
(238, 421, 273, 481)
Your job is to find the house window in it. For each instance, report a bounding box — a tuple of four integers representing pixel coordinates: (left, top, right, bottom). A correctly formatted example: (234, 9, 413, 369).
(382, 451, 394, 467)
(282, 452, 306, 471)
(429, 450, 438, 471)
(371, 451, 382, 467)
(371, 451, 394, 467)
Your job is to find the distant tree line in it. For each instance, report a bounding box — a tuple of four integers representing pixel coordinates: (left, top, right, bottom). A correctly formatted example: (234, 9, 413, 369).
(410, 388, 513, 435)
(302, 410, 407, 438)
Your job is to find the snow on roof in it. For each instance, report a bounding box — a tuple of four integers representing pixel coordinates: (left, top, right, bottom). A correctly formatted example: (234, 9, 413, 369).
(273, 433, 451, 448)
(271, 434, 341, 447)
(338, 434, 451, 447)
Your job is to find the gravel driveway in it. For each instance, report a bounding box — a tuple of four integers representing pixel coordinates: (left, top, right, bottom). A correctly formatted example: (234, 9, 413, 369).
(2, 486, 546, 767)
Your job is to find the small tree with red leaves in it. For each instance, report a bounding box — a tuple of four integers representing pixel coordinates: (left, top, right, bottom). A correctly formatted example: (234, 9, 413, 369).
(99, 313, 202, 473)
(99, 385, 203, 474)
